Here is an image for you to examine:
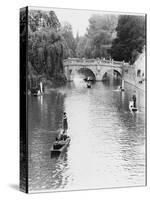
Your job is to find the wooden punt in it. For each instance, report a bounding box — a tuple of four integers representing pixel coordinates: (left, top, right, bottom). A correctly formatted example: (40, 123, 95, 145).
(50, 137, 71, 154)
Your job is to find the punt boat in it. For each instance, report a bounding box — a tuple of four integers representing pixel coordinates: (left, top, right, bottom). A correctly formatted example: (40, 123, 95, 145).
(50, 137, 71, 154)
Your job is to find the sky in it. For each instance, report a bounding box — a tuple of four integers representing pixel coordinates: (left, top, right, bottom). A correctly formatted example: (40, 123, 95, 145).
(29, 6, 145, 37)
(54, 8, 100, 36)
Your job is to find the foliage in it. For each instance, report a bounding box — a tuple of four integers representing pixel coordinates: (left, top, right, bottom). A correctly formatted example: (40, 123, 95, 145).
(28, 10, 66, 87)
(76, 14, 117, 59)
(28, 10, 61, 32)
(111, 15, 145, 64)
(76, 36, 89, 58)
(85, 14, 118, 58)
(60, 22, 77, 58)
(87, 14, 117, 37)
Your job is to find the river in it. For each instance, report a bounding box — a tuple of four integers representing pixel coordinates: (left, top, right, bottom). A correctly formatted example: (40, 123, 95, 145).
(28, 79, 146, 192)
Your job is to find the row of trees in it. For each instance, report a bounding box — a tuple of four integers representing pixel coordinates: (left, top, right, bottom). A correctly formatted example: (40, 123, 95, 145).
(75, 14, 145, 64)
(76, 14, 118, 59)
(59, 13, 145, 64)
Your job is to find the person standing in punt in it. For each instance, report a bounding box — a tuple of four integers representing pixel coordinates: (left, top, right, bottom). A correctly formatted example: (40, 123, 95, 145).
(132, 94, 137, 108)
(63, 112, 68, 133)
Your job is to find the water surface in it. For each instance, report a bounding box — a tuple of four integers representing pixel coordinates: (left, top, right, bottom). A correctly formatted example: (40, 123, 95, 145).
(28, 80, 145, 192)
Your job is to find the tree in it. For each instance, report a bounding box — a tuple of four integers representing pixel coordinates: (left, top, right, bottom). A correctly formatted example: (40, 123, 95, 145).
(76, 36, 89, 58)
(87, 14, 117, 37)
(85, 14, 118, 58)
(28, 10, 66, 87)
(28, 10, 60, 32)
(60, 22, 76, 58)
(111, 15, 145, 64)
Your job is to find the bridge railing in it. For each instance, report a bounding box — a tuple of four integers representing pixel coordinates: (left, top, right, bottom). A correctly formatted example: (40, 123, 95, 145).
(63, 58, 129, 67)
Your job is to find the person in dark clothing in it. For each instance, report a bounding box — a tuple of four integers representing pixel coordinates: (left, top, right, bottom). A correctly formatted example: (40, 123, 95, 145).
(63, 112, 68, 133)
(132, 94, 136, 108)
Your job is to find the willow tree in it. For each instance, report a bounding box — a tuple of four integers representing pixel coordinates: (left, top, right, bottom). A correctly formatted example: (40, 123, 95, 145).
(28, 10, 66, 87)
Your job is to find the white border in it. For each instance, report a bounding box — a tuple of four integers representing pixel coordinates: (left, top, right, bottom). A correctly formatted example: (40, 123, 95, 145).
(0, 0, 149, 200)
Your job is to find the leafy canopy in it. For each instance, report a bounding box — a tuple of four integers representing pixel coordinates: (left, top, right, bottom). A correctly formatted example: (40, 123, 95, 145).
(111, 15, 145, 63)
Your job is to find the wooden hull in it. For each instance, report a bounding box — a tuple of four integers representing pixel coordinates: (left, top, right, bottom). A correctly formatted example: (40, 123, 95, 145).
(131, 108, 138, 112)
(51, 137, 71, 154)
(87, 85, 91, 88)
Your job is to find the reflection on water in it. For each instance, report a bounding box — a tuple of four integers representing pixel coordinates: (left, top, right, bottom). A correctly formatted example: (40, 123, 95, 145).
(28, 79, 145, 192)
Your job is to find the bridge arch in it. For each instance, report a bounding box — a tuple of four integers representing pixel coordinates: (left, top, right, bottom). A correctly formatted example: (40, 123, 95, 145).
(113, 69, 122, 77)
(77, 67, 96, 80)
(101, 68, 122, 81)
(64, 66, 97, 81)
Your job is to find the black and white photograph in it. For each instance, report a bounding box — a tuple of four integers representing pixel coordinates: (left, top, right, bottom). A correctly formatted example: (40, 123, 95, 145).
(20, 6, 146, 193)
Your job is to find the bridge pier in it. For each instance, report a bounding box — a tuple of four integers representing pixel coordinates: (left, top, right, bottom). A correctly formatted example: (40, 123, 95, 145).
(95, 73, 103, 81)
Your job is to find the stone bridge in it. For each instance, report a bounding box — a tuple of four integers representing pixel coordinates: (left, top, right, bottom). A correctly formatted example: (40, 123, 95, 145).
(63, 58, 129, 81)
